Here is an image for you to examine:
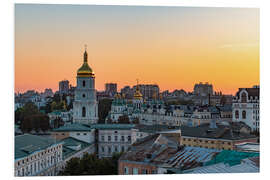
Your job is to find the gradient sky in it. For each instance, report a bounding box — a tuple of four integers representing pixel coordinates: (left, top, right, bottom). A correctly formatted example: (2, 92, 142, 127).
(15, 4, 259, 95)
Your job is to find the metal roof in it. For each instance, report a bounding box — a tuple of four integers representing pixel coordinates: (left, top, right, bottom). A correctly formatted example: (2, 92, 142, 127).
(15, 134, 61, 160)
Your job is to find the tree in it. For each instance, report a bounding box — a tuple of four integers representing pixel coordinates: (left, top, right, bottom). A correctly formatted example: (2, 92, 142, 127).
(21, 113, 50, 133)
(98, 98, 113, 123)
(15, 102, 50, 133)
(59, 153, 122, 175)
(118, 115, 130, 124)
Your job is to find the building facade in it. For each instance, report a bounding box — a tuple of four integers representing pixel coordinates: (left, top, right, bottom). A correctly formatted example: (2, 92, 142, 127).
(193, 82, 213, 96)
(59, 80, 69, 95)
(232, 86, 260, 132)
(15, 134, 63, 176)
(105, 83, 117, 96)
(73, 49, 98, 125)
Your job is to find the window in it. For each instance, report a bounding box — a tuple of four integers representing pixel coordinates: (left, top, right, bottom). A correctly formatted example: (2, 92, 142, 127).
(77, 133, 80, 136)
(82, 107, 86, 117)
(151, 170, 157, 174)
(133, 168, 138, 174)
(121, 136, 125, 142)
(84, 133, 87, 135)
(142, 169, 148, 174)
(108, 136, 111, 142)
(108, 147, 111, 153)
(83, 80, 86, 87)
(124, 167, 129, 175)
(114, 131, 118, 133)
(114, 146, 118, 152)
(101, 146, 104, 152)
(114, 136, 118, 142)
(101, 136, 104, 141)
(242, 110, 246, 119)
(121, 146, 125, 152)
(127, 136, 131, 141)
(235, 110, 239, 119)
(82, 94, 86, 98)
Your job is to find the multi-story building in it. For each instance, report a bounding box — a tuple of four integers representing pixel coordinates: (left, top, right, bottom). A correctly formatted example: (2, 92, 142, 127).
(92, 124, 136, 158)
(232, 86, 260, 132)
(73, 48, 98, 124)
(59, 80, 69, 95)
(15, 134, 63, 176)
(132, 84, 159, 100)
(193, 82, 213, 96)
(105, 83, 117, 96)
(180, 123, 257, 150)
(120, 86, 134, 99)
(41, 88, 54, 98)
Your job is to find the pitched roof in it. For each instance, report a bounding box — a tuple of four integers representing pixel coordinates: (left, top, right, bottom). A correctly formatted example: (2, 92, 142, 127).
(15, 134, 60, 160)
(52, 123, 92, 132)
(91, 123, 135, 130)
(60, 137, 93, 159)
(180, 124, 256, 140)
(236, 88, 260, 99)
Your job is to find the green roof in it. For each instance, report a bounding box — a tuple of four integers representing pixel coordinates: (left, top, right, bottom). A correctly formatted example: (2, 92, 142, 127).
(91, 124, 135, 130)
(15, 134, 61, 160)
(52, 123, 92, 132)
(205, 150, 259, 166)
(61, 137, 93, 159)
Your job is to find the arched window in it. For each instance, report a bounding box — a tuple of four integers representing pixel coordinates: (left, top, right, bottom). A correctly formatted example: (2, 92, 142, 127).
(235, 110, 239, 119)
(241, 92, 247, 103)
(82, 107, 86, 117)
(82, 80, 86, 87)
(242, 110, 246, 119)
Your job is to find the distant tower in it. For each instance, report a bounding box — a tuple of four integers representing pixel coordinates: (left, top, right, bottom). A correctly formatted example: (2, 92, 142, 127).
(133, 79, 143, 108)
(73, 46, 98, 124)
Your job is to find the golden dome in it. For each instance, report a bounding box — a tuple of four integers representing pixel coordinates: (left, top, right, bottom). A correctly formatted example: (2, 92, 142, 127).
(133, 85, 143, 100)
(77, 50, 95, 78)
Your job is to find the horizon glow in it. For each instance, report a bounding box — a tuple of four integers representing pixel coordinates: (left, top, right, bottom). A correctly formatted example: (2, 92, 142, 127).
(15, 4, 259, 95)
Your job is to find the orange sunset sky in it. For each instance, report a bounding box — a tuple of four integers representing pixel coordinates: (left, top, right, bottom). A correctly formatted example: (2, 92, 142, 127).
(15, 5, 259, 95)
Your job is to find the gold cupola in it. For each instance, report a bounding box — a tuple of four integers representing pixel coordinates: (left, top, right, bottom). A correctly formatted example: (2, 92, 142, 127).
(133, 81, 143, 100)
(77, 46, 95, 78)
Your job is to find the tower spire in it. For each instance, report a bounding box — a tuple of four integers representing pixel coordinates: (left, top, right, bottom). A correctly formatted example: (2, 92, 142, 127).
(84, 44, 88, 62)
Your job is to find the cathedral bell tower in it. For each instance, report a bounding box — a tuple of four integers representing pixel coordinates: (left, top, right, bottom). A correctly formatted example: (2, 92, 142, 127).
(73, 46, 98, 124)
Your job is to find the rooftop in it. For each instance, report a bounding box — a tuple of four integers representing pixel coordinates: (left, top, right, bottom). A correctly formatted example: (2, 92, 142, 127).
(185, 156, 259, 174)
(61, 137, 93, 159)
(180, 123, 256, 140)
(52, 123, 92, 132)
(15, 134, 61, 160)
(91, 123, 135, 130)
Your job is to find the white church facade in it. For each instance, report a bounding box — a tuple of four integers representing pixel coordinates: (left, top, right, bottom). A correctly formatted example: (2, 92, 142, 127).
(73, 48, 98, 125)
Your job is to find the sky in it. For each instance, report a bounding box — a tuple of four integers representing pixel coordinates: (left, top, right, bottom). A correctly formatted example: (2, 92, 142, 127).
(15, 4, 259, 95)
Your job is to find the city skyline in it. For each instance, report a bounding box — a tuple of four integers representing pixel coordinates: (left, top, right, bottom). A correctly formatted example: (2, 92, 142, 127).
(15, 4, 259, 95)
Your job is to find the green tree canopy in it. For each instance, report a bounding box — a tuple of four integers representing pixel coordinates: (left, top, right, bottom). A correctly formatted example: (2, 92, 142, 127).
(59, 153, 122, 175)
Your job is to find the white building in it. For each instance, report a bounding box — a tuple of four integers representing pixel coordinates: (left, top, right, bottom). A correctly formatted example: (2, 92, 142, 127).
(232, 86, 260, 132)
(15, 134, 63, 176)
(92, 124, 136, 158)
(73, 48, 98, 125)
